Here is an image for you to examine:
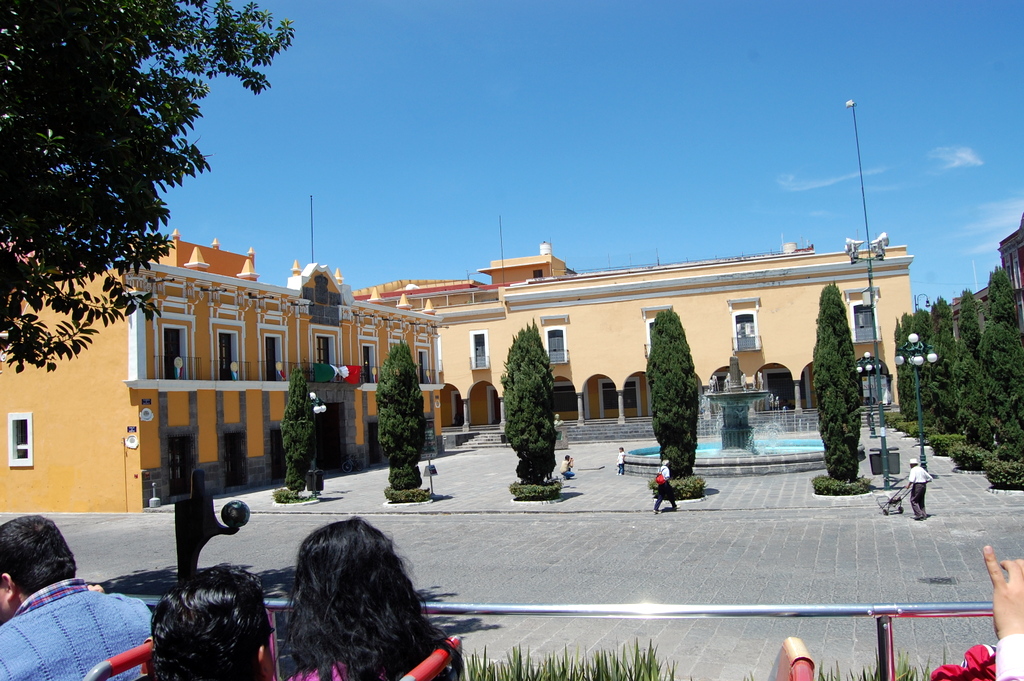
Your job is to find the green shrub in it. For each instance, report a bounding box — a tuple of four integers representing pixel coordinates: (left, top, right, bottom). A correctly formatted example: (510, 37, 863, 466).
(884, 412, 909, 432)
(271, 487, 311, 504)
(509, 480, 562, 501)
(464, 641, 676, 681)
(647, 475, 706, 500)
(948, 442, 993, 471)
(995, 443, 1024, 462)
(984, 459, 1024, 490)
(928, 433, 966, 457)
(811, 475, 871, 496)
(383, 487, 432, 503)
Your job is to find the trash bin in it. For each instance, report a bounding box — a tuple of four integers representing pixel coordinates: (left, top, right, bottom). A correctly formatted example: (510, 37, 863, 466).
(868, 448, 901, 475)
(305, 469, 324, 493)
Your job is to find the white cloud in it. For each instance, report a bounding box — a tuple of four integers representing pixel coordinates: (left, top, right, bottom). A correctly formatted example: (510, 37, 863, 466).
(777, 168, 884, 192)
(928, 146, 983, 170)
(962, 196, 1024, 255)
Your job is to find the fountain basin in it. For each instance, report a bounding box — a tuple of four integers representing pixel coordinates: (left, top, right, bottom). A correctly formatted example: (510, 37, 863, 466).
(625, 439, 826, 477)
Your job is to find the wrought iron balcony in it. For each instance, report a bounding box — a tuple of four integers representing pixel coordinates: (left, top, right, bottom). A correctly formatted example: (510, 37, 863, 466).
(548, 349, 570, 364)
(733, 335, 762, 352)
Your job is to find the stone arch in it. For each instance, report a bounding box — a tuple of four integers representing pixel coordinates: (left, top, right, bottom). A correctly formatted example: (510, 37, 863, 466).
(799, 362, 815, 409)
(580, 373, 616, 420)
(854, 353, 892, 406)
(439, 383, 463, 427)
(709, 365, 730, 393)
(467, 380, 500, 426)
(756, 362, 795, 410)
(552, 374, 579, 422)
(622, 371, 650, 418)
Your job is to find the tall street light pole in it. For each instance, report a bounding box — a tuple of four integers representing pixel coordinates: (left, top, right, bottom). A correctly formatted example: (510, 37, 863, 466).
(845, 99, 893, 491)
(308, 391, 327, 497)
(894, 333, 938, 470)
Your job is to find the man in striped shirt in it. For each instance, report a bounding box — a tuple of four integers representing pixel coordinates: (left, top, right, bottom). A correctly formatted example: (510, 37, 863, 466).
(0, 515, 151, 681)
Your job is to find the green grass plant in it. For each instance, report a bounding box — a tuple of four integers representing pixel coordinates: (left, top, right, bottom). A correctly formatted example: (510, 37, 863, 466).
(464, 642, 676, 681)
(816, 652, 931, 681)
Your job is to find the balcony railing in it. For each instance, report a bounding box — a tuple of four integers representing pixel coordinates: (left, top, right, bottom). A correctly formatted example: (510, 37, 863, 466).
(471, 354, 490, 370)
(157, 355, 205, 380)
(417, 366, 438, 384)
(262, 360, 286, 382)
(548, 349, 570, 364)
(212, 361, 251, 381)
(733, 335, 762, 352)
(854, 328, 879, 343)
(362, 365, 379, 384)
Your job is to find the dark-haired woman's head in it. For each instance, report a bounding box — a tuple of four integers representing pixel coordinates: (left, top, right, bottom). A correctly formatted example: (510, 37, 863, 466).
(287, 517, 455, 681)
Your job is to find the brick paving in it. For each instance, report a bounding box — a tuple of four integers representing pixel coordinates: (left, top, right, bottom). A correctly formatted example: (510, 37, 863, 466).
(13, 425, 1024, 681)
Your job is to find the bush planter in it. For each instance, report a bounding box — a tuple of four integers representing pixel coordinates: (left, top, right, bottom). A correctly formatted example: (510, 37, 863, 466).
(647, 476, 706, 500)
(509, 480, 562, 502)
(811, 475, 872, 496)
(271, 488, 318, 505)
(384, 487, 432, 504)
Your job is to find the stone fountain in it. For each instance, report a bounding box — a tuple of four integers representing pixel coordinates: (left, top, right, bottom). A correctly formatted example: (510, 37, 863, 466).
(621, 355, 826, 477)
(707, 355, 769, 454)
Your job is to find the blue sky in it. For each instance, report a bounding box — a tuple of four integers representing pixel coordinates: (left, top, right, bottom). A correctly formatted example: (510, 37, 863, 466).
(162, 1, 1024, 305)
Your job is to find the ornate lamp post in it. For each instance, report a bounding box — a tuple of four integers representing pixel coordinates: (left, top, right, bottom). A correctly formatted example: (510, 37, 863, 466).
(308, 391, 327, 497)
(856, 352, 878, 436)
(845, 99, 893, 490)
(894, 333, 938, 470)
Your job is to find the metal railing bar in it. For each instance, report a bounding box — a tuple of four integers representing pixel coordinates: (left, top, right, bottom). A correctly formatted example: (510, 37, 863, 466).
(127, 597, 992, 620)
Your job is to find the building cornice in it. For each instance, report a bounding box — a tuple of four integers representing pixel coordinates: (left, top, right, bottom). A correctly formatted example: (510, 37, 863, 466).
(499, 255, 913, 312)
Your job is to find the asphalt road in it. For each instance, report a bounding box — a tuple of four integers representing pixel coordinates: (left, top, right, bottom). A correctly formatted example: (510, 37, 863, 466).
(4, 430, 1022, 681)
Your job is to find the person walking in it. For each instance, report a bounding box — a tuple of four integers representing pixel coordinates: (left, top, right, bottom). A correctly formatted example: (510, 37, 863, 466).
(653, 460, 677, 514)
(616, 447, 626, 475)
(907, 458, 933, 520)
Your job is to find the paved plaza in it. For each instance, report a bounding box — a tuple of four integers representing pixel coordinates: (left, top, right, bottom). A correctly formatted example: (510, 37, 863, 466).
(7, 426, 1024, 681)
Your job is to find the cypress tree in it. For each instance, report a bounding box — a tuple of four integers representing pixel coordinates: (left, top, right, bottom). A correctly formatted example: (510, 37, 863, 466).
(954, 290, 990, 447)
(812, 283, 861, 481)
(979, 269, 1024, 457)
(646, 310, 700, 477)
(926, 298, 957, 434)
(501, 323, 556, 484)
(378, 342, 426, 491)
(281, 370, 315, 492)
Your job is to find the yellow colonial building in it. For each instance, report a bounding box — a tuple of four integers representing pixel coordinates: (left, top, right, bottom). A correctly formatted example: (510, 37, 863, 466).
(1, 232, 443, 513)
(356, 241, 913, 430)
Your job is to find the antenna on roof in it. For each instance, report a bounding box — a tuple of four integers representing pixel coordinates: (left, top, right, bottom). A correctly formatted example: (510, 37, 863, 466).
(309, 195, 315, 264)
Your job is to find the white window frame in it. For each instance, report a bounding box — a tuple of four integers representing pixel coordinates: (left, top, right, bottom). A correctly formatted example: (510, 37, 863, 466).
(545, 326, 568, 364)
(160, 324, 190, 379)
(216, 329, 241, 380)
(262, 333, 284, 381)
(8, 413, 33, 467)
(732, 311, 760, 352)
(361, 342, 377, 383)
(470, 331, 489, 370)
(314, 334, 334, 365)
(845, 288, 880, 343)
(850, 303, 879, 343)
